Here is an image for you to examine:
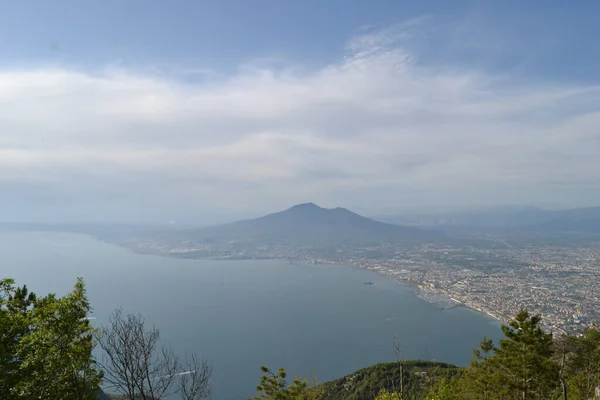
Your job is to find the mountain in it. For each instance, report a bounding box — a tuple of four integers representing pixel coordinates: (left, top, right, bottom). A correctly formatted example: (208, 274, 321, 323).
(311, 360, 459, 400)
(531, 207, 600, 233)
(179, 203, 441, 246)
(375, 206, 600, 247)
(375, 206, 550, 229)
(378, 206, 600, 234)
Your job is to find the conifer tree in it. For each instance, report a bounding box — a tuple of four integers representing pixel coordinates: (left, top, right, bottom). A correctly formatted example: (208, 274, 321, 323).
(0, 278, 102, 400)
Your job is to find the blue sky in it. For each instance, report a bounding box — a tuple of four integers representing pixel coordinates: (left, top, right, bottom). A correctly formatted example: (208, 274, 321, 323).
(3, 1, 599, 81)
(1, 1, 600, 224)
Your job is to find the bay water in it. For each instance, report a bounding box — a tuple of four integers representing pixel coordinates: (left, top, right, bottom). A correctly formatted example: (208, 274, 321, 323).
(0, 231, 502, 399)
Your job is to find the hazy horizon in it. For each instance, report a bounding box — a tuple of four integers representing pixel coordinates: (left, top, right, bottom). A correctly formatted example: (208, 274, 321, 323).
(2, 1, 600, 224)
(1, 201, 597, 228)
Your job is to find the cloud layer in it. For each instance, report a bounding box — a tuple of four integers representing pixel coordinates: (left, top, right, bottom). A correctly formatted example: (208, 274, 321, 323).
(1, 23, 600, 223)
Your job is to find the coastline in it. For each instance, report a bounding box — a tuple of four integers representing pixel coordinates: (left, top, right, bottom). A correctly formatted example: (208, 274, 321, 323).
(110, 241, 508, 326)
(347, 263, 507, 325)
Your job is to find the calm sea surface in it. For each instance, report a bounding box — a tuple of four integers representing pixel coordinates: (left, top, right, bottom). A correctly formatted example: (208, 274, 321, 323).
(0, 231, 502, 399)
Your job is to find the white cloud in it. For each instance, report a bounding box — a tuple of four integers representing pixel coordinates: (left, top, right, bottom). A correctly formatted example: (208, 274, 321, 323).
(1, 21, 600, 223)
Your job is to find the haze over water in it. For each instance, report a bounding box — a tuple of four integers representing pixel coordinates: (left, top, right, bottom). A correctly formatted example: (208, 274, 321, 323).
(1, 231, 502, 399)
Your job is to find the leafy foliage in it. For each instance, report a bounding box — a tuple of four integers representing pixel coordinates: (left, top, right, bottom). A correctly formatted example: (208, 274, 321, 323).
(0, 277, 102, 399)
(249, 361, 459, 400)
(251, 366, 317, 400)
(375, 388, 404, 399)
(315, 361, 459, 400)
(563, 327, 600, 400)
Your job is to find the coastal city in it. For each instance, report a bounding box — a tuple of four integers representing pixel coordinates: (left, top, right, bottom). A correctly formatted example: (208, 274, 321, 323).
(338, 245, 600, 334)
(111, 236, 600, 334)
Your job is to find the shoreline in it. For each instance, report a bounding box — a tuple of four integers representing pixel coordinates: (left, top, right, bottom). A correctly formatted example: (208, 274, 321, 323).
(345, 263, 507, 325)
(126, 244, 509, 325)
(91, 237, 509, 326)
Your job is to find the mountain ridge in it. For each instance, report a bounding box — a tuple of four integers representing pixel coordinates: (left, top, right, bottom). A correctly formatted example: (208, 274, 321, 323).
(376, 205, 600, 233)
(180, 202, 441, 246)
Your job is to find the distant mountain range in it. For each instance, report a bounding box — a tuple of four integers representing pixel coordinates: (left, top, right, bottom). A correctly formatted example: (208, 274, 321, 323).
(532, 207, 600, 233)
(376, 206, 600, 234)
(173, 202, 442, 246)
(3, 203, 599, 248)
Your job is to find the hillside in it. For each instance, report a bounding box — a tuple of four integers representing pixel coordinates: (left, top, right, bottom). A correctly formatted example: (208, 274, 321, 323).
(177, 203, 441, 247)
(311, 361, 460, 400)
(376, 206, 600, 247)
(98, 361, 458, 400)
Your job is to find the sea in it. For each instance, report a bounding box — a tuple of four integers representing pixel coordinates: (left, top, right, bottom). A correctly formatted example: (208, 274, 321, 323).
(0, 231, 502, 399)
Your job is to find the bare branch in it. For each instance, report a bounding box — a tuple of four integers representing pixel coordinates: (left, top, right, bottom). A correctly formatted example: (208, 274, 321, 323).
(96, 308, 210, 400)
(178, 354, 212, 400)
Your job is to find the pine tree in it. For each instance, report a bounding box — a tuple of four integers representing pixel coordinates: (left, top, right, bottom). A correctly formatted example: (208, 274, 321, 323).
(469, 337, 496, 399)
(491, 309, 559, 399)
(0, 277, 102, 400)
(565, 327, 600, 399)
(252, 366, 322, 400)
(0, 279, 37, 398)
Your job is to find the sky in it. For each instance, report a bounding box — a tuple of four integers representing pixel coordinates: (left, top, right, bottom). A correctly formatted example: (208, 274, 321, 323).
(1, 0, 600, 224)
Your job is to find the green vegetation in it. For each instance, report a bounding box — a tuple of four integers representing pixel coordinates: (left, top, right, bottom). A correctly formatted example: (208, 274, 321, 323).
(0, 277, 101, 400)
(312, 361, 459, 400)
(251, 366, 322, 400)
(248, 361, 458, 400)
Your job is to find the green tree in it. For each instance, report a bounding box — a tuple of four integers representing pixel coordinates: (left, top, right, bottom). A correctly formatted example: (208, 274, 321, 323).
(425, 377, 461, 400)
(492, 310, 559, 399)
(252, 366, 319, 400)
(565, 327, 600, 400)
(0, 277, 102, 400)
(0, 278, 33, 397)
(465, 337, 498, 399)
(422, 337, 498, 400)
(375, 388, 403, 399)
(426, 310, 563, 400)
